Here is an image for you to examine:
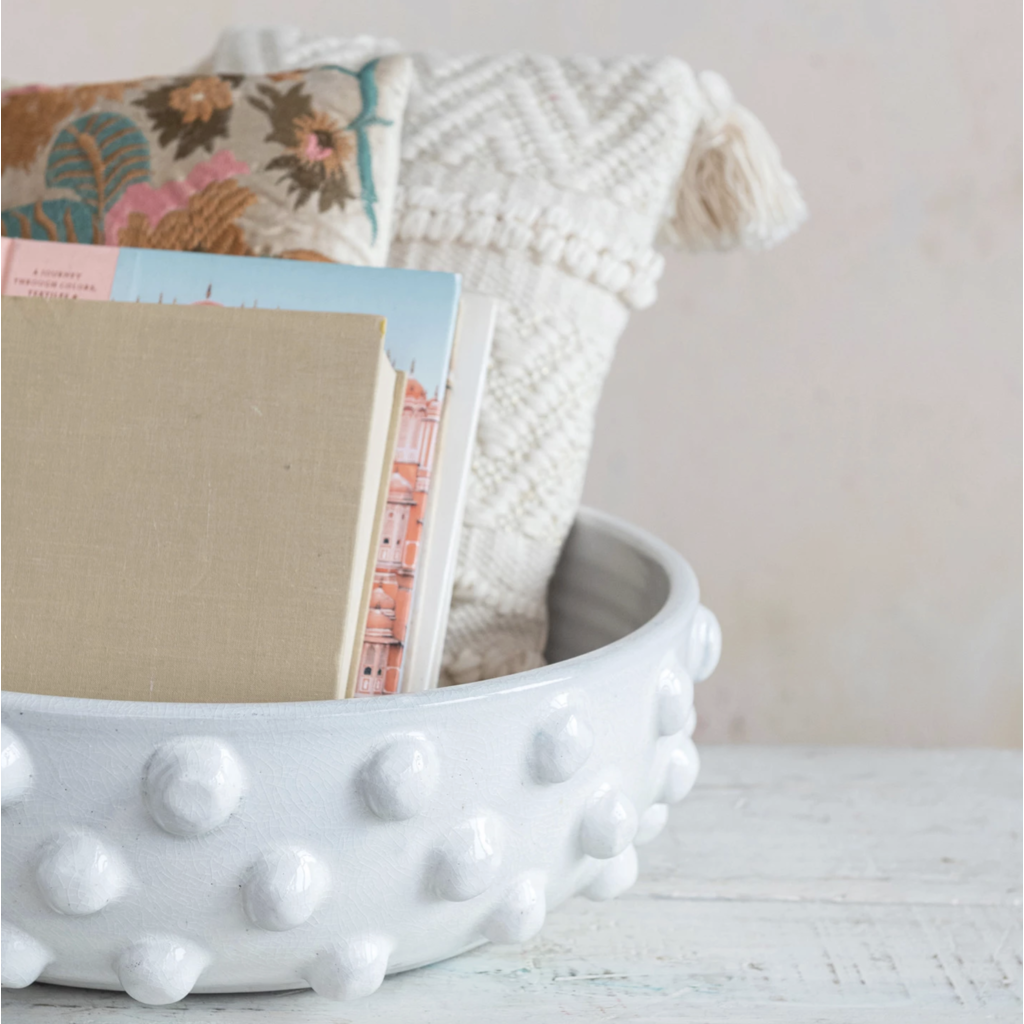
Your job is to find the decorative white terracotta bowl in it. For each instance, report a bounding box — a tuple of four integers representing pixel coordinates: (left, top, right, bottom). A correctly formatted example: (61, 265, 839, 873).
(0, 507, 720, 1005)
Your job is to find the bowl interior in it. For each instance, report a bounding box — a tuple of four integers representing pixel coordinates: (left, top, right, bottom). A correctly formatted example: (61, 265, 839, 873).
(545, 515, 670, 665)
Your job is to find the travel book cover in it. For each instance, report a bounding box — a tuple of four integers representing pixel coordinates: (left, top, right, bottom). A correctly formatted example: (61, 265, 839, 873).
(401, 295, 497, 691)
(1, 238, 461, 697)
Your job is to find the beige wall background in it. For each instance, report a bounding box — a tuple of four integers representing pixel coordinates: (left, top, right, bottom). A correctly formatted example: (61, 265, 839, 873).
(3, 1, 1020, 746)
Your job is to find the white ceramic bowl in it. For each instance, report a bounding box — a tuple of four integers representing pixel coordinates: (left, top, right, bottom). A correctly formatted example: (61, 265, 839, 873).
(0, 507, 720, 1005)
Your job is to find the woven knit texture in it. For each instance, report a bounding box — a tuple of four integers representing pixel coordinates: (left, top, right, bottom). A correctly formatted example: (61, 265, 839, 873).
(210, 30, 806, 685)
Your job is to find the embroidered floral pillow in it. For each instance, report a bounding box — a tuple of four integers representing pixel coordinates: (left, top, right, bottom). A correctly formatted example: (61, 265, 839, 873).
(0, 59, 411, 265)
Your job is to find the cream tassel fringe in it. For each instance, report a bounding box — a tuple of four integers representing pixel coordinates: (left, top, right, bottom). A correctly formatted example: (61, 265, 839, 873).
(662, 71, 808, 252)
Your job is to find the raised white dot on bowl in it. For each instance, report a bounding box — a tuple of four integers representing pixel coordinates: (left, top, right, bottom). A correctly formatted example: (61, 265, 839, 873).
(1, 725, 33, 808)
(360, 735, 437, 820)
(662, 740, 700, 804)
(481, 873, 547, 945)
(1, 921, 51, 988)
(36, 830, 125, 916)
(242, 847, 329, 931)
(634, 803, 669, 846)
(686, 605, 722, 682)
(143, 736, 245, 836)
(432, 815, 503, 901)
(115, 936, 208, 1005)
(532, 693, 594, 783)
(656, 664, 694, 737)
(304, 937, 391, 1001)
(582, 844, 639, 901)
(580, 784, 638, 859)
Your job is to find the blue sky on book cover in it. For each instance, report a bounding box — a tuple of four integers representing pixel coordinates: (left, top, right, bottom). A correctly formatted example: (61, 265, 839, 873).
(110, 249, 460, 399)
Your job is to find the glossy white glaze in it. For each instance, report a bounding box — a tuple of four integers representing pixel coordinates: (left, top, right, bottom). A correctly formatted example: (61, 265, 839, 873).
(359, 735, 438, 821)
(480, 873, 547, 945)
(579, 784, 638, 859)
(0, 508, 720, 1004)
(531, 693, 594, 784)
(662, 739, 701, 804)
(304, 936, 392, 1001)
(634, 802, 670, 846)
(656, 664, 694, 737)
(35, 830, 126, 917)
(115, 936, 209, 1005)
(0, 922, 51, 989)
(242, 847, 330, 932)
(581, 844, 639, 901)
(1, 725, 33, 808)
(143, 737, 246, 837)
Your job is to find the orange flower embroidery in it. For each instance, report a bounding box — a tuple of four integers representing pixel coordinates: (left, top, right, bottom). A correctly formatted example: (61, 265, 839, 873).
(249, 81, 356, 213)
(135, 75, 240, 159)
(290, 111, 352, 176)
(115, 178, 257, 255)
(167, 76, 234, 125)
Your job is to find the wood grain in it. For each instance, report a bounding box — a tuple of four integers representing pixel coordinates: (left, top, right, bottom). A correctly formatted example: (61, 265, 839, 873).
(5, 746, 1020, 1022)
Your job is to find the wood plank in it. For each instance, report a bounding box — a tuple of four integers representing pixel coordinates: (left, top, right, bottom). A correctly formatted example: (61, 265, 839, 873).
(636, 747, 1022, 905)
(4, 747, 1020, 1023)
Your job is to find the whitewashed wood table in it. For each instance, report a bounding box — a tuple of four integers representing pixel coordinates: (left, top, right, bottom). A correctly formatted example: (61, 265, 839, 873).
(4, 747, 1020, 1023)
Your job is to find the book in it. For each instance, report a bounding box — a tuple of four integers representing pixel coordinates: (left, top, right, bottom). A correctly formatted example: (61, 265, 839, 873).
(1, 297, 397, 703)
(345, 370, 407, 691)
(1, 238, 462, 696)
(399, 295, 498, 692)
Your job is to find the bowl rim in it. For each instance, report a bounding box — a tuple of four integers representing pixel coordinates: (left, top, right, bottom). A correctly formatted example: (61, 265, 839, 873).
(0, 507, 699, 722)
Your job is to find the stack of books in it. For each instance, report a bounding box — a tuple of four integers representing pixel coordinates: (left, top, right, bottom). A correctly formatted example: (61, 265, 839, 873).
(1, 238, 496, 702)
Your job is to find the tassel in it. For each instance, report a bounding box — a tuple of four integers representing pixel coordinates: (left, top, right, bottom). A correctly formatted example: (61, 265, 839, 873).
(662, 71, 808, 252)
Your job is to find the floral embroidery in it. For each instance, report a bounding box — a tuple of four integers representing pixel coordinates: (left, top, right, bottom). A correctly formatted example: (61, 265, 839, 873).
(1, 82, 133, 172)
(278, 248, 336, 261)
(2, 112, 150, 243)
(104, 150, 254, 254)
(1, 198, 98, 243)
(248, 62, 393, 239)
(2, 60, 404, 258)
(168, 76, 233, 125)
(115, 179, 256, 254)
(134, 75, 241, 160)
(249, 81, 355, 214)
(316, 61, 393, 241)
(293, 111, 352, 177)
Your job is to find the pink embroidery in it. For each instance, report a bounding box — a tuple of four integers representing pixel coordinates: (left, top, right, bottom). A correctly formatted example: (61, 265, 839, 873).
(302, 132, 335, 163)
(103, 150, 250, 245)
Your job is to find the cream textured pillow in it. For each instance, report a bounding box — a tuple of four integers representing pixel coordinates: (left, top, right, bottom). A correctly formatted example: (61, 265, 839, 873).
(1, 60, 411, 265)
(211, 30, 807, 686)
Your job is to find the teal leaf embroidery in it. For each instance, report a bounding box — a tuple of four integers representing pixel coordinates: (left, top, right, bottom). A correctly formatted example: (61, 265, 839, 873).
(45, 113, 150, 232)
(1, 199, 100, 243)
(323, 61, 393, 243)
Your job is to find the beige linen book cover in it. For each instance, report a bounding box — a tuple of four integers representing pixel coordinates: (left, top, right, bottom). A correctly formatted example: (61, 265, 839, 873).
(2, 297, 396, 703)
